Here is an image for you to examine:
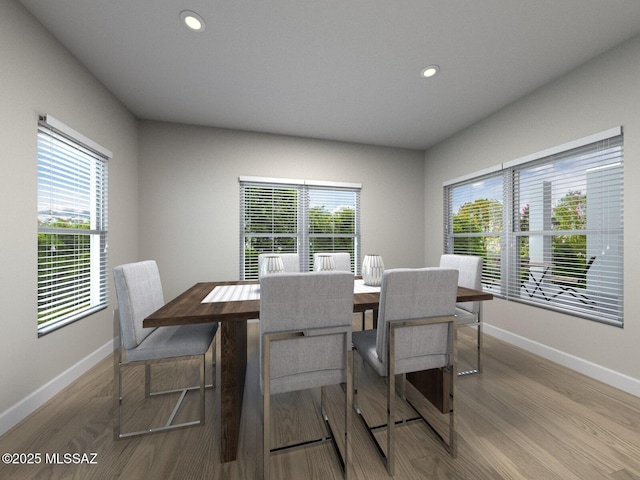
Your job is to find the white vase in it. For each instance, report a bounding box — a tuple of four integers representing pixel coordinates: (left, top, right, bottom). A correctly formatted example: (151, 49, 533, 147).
(362, 254, 384, 286)
(314, 254, 336, 272)
(259, 255, 285, 279)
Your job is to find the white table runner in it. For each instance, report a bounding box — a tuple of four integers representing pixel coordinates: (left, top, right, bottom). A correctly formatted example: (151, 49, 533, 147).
(201, 284, 260, 303)
(353, 279, 381, 293)
(202, 279, 380, 303)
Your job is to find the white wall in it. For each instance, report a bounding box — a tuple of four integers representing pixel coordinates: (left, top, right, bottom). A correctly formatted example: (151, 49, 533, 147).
(138, 121, 426, 299)
(0, 0, 139, 428)
(424, 34, 640, 393)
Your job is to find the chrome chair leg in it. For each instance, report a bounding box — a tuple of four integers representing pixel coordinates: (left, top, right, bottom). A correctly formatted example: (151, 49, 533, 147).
(113, 319, 122, 442)
(263, 336, 271, 480)
(477, 320, 482, 374)
(387, 327, 396, 476)
(345, 349, 352, 480)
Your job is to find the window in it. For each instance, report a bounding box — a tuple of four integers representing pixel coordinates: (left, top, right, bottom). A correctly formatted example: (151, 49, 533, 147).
(37, 115, 110, 335)
(239, 177, 361, 279)
(444, 128, 624, 326)
(444, 167, 504, 289)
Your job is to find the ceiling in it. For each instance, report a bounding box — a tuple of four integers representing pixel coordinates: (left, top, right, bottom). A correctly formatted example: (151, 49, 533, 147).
(17, 0, 640, 151)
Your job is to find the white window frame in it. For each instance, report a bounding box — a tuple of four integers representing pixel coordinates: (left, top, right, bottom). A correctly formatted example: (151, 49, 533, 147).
(444, 127, 624, 327)
(239, 176, 361, 279)
(37, 115, 110, 336)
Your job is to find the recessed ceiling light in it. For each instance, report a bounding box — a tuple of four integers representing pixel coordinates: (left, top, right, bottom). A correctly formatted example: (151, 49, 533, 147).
(180, 10, 206, 32)
(420, 65, 440, 78)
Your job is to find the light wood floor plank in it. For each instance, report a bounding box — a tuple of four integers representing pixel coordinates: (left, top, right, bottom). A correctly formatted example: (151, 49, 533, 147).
(1, 316, 639, 480)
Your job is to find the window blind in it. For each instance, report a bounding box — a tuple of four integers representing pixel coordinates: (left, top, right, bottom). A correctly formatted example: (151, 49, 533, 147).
(443, 172, 504, 291)
(444, 129, 623, 326)
(240, 182, 300, 280)
(508, 134, 623, 325)
(306, 185, 359, 272)
(37, 117, 109, 335)
(239, 177, 361, 279)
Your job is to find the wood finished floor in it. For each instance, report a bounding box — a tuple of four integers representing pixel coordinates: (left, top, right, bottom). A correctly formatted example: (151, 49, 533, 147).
(1, 315, 639, 480)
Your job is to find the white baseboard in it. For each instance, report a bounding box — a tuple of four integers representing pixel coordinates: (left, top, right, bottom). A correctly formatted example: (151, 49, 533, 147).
(484, 323, 640, 398)
(0, 340, 113, 437)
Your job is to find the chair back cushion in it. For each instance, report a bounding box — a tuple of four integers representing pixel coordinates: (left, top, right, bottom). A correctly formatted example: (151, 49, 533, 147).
(440, 254, 483, 314)
(113, 260, 164, 350)
(375, 268, 458, 367)
(260, 271, 354, 394)
(258, 253, 300, 273)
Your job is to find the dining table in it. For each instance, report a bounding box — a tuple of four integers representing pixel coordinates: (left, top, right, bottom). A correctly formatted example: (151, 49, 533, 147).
(144, 279, 493, 463)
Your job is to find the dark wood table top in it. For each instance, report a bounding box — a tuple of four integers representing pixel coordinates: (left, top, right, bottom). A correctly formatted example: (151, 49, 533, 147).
(144, 280, 493, 328)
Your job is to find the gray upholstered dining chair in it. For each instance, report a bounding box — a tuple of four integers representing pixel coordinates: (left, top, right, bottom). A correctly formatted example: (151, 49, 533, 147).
(313, 252, 352, 272)
(260, 271, 354, 480)
(113, 260, 218, 439)
(258, 253, 300, 274)
(440, 254, 484, 375)
(312, 252, 367, 329)
(352, 267, 458, 475)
